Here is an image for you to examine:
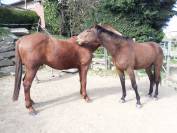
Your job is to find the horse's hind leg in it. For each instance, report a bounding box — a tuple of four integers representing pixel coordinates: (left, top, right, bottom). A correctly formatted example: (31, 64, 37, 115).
(118, 70, 126, 103)
(145, 66, 155, 96)
(127, 68, 142, 108)
(23, 68, 38, 115)
(154, 65, 161, 99)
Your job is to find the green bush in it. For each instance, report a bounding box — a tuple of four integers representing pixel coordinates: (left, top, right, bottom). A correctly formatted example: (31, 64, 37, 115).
(0, 7, 39, 28)
(44, 0, 61, 34)
(0, 27, 10, 36)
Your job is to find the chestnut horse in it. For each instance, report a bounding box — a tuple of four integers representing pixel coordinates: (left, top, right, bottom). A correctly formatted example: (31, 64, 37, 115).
(77, 25, 164, 107)
(13, 33, 100, 115)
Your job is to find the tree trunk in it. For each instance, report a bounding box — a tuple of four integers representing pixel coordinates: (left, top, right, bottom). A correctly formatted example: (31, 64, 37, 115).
(58, 0, 70, 37)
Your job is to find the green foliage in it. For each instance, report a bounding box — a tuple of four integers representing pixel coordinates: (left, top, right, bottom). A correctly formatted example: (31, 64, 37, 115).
(44, 0, 176, 42)
(44, 0, 61, 34)
(0, 27, 10, 36)
(0, 7, 39, 28)
(93, 0, 176, 42)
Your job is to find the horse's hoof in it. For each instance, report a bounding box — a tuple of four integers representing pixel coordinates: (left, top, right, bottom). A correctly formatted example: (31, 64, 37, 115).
(147, 94, 152, 98)
(119, 99, 126, 103)
(29, 111, 37, 116)
(136, 104, 142, 108)
(28, 107, 37, 116)
(154, 96, 158, 101)
(82, 95, 91, 103)
(29, 109, 37, 116)
(85, 97, 91, 103)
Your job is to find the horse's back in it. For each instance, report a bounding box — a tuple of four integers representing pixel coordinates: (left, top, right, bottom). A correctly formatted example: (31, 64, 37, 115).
(135, 42, 163, 56)
(17, 33, 49, 50)
(17, 33, 50, 67)
(133, 42, 163, 69)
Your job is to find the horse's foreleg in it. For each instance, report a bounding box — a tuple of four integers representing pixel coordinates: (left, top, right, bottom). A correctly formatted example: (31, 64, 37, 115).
(127, 68, 142, 108)
(23, 68, 38, 115)
(79, 65, 90, 102)
(118, 70, 126, 103)
(145, 67, 155, 97)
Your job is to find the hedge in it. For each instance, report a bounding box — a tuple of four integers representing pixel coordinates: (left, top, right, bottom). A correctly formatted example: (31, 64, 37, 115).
(0, 7, 39, 29)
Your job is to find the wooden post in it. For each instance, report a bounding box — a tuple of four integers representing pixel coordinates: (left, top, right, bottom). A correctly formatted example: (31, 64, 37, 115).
(104, 48, 109, 69)
(167, 41, 171, 76)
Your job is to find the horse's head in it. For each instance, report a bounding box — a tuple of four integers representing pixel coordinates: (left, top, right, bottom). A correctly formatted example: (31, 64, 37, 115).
(77, 26, 98, 45)
(77, 24, 123, 45)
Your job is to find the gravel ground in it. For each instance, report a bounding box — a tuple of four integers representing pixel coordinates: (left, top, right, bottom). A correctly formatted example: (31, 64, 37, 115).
(0, 68, 177, 133)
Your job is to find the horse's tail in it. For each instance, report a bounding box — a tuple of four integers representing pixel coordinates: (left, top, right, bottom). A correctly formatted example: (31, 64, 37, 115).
(12, 40, 22, 101)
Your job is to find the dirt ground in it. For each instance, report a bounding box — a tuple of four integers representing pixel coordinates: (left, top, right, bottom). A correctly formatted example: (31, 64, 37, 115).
(0, 68, 177, 133)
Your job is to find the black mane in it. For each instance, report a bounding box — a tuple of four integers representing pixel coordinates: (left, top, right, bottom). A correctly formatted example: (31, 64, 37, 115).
(95, 25, 132, 41)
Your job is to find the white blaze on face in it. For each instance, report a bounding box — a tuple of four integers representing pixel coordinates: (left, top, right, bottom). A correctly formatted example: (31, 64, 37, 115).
(77, 30, 89, 45)
(76, 36, 82, 45)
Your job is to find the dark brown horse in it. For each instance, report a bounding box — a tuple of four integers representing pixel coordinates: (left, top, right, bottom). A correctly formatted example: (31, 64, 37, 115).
(13, 33, 100, 115)
(77, 25, 164, 107)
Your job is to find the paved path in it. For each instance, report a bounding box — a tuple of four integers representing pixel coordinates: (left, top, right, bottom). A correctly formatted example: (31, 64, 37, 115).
(0, 68, 177, 133)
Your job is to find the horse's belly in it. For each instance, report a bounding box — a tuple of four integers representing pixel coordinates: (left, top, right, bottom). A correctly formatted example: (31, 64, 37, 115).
(134, 60, 153, 69)
(45, 58, 78, 70)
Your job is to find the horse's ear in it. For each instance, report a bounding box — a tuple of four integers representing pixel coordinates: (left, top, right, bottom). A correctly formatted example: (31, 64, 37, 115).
(93, 23, 99, 28)
(95, 24, 102, 29)
(98, 23, 102, 26)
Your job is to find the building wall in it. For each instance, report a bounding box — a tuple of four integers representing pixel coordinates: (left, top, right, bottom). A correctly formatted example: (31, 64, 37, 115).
(27, 2, 45, 28)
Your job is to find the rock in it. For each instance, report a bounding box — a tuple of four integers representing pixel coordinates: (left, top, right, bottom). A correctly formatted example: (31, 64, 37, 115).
(10, 57, 16, 63)
(0, 45, 15, 53)
(0, 34, 17, 42)
(0, 51, 15, 58)
(10, 28, 29, 36)
(0, 66, 15, 76)
(0, 55, 3, 60)
(0, 59, 14, 67)
(0, 27, 25, 77)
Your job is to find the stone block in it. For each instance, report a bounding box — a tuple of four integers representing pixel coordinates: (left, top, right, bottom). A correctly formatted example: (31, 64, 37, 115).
(0, 59, 14, 67)
(0, 45, 15, 53)
(0, 66, 15, 76)
(0, 51, 15, 58)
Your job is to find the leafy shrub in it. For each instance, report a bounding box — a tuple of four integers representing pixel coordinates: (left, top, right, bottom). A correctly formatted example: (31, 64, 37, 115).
(0, 7, 39, 28)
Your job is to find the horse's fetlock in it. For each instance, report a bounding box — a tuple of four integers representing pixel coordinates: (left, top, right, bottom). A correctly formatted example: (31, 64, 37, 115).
(25, 102, 32, 109)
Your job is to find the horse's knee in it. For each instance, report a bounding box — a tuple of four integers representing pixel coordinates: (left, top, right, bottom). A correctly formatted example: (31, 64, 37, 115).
(23, 81, 31, 92)
(155, 77, 160, 84)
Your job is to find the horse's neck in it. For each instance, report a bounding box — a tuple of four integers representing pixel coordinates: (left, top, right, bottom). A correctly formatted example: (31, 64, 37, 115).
(98, 33, 121, 56)
(81, 43, 100, 52)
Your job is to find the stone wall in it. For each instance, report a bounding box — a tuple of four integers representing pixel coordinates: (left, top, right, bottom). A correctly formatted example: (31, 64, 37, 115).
(0, 33, 18, 76)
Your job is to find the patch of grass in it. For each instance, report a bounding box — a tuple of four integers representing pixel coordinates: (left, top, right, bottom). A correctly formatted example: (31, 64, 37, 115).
(89, 69, 118, 77)
(0, 27, 10, 36)
(170, 59, 177, 64)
